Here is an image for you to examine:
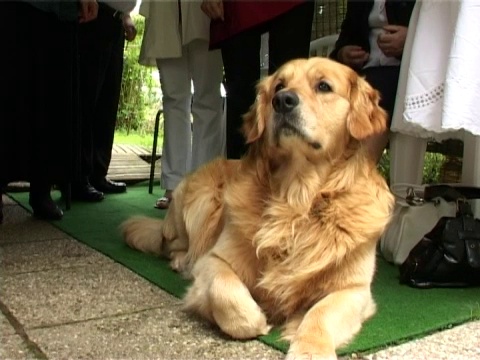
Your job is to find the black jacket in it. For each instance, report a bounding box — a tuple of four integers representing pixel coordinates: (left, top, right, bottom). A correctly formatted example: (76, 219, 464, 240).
(330, 0, 416, 60)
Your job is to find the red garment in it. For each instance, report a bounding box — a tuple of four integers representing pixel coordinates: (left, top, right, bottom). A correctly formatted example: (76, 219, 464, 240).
(210, 0, 306, 48)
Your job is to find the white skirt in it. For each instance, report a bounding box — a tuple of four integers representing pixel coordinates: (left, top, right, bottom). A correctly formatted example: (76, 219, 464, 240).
(391, 0, 480, 140)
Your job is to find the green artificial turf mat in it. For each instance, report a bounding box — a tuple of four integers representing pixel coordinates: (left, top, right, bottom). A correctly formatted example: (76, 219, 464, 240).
(8, 184, 480, 356)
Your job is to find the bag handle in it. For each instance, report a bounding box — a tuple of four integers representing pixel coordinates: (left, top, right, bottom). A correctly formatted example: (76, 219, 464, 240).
(423, 185, 480, 202)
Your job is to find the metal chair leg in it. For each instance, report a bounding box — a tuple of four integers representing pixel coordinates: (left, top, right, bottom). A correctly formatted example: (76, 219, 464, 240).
(149, 109, 162, 194)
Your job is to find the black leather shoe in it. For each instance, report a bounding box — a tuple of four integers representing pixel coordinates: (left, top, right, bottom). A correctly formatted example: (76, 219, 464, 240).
(29, 196, 63, 221)
(91, 178, 127, 194)
(71, 182, 105, 202)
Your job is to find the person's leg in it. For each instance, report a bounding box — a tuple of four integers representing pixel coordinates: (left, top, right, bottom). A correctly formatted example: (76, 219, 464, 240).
(157, 55, 192, 199)
(221, 29, 262, 159)
(0, 1, 32, 187)
(31, 14, 80, 218)
(29, 4, 79, 219)
(90, 11, 127, 193)
(76, 10, 108, 201)
(188, 40, 225, 172)
(267, 1, 315, 74)
(362, 66, 401, 162)
(29, 180, 63, 220)
(1, 1, 79, 219)
(77, 20, 97, 187)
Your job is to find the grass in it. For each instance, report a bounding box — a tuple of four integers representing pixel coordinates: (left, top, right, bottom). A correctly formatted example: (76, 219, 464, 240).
(114, 129, 161, 150)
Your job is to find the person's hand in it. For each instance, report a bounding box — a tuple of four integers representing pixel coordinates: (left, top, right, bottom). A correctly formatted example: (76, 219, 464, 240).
(337, 45, 369, 70)
(122, 14, 137, 42)
(201, 0, 224, 21)
(377, 25, 408, 58)
(79, 0, 98, 23)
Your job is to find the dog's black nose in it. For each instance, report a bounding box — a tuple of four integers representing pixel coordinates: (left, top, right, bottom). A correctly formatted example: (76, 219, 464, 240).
(272, 91, 299, 114)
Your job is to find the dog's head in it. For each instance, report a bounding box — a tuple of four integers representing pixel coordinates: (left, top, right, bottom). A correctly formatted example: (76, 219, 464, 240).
(242, 58, 387, 162)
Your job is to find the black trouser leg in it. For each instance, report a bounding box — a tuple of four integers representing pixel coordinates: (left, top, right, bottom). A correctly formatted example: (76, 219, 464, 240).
(268, 1, 315, 74)
(78, 24, 97, 182)
(0, 2, 79, 189)
(221, 2, 315, 159)
(221, 31, 262, 159)
(91, 20, 124, 181)
(78, 5, 123, 183)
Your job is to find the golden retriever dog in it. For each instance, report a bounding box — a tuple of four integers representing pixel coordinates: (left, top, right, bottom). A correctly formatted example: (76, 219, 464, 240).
(122, 57, 394, 360)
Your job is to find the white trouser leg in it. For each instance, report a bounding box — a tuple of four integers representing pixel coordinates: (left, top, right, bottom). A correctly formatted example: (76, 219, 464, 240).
(462, 132, 480, 218)
(188, 40, 225, 172)
(157, 56, 192, 191)
(389, 132, 428, 185)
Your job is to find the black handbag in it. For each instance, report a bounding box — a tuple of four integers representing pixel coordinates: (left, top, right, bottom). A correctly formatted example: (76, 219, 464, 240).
(399, 185, 480, 288)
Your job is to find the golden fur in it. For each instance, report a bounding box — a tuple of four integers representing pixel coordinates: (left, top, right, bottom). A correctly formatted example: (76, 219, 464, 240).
(122, 58, 394, 360)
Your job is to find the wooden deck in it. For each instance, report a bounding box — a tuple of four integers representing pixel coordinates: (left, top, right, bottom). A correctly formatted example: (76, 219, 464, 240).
(107, 144, 161, 183)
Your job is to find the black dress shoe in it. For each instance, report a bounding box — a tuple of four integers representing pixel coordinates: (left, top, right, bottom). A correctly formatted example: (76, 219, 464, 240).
(71, 182, 105, 202)
(91, 178, 127, 194)
(29, 196, 63, 221)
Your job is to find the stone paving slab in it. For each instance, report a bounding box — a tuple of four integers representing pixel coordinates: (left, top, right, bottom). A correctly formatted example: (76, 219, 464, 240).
(0, 333, 38, 360)
(1, 238, 107, 275)
(28, 308, 283, 360)
(0, 205, 66, 244)
(362, 321, 480, 360)
(1, 261, 175, 329)
(1, 311, 16, 336)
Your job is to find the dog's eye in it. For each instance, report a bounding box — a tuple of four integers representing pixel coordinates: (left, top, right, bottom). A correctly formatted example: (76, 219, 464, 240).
(274, 83, 285, 93)
(316, 81, 332, 93)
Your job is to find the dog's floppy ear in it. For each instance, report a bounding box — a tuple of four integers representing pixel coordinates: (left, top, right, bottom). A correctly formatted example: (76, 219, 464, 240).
(242, 76, 271, 144)
(347, 75, 388, 140)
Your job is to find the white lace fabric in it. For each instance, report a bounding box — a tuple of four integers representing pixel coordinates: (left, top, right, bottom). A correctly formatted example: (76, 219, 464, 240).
(391, 0, 480, 140)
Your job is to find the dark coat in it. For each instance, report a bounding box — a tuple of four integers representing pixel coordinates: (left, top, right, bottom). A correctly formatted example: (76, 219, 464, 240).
(331, 0, 416, 60)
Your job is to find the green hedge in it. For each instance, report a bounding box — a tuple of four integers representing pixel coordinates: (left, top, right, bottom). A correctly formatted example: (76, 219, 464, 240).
(117, 16, 160, 134)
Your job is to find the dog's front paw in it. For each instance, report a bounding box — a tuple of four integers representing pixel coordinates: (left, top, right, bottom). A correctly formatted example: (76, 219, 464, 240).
(210, 282, 272, 339)
(217, 313, 272, 340)
(285, 352, 337, 360)
(169, 251, 187, 272)
(286, 342, 337, 360)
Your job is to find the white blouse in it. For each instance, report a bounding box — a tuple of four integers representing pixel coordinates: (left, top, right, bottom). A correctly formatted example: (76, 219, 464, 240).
(364, 0, 401, 69)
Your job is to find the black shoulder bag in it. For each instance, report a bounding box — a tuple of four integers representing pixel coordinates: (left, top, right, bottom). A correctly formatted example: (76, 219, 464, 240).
(399, 185, 480, 288)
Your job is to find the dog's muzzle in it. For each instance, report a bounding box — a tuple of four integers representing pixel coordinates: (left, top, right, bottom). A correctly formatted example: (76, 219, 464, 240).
(272, 90, 304, 142)
(271, 90, 321, 150)
(272, 90, 299, 114)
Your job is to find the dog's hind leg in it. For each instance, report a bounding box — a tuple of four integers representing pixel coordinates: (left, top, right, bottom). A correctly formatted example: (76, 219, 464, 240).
(183, 254, 271, 340)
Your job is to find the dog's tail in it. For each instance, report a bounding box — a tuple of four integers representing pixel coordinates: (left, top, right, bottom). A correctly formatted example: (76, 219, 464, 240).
(120, 216, 165, 256)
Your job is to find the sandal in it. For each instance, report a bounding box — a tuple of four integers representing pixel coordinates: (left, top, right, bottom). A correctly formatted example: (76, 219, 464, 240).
(155, 190, 172, 209)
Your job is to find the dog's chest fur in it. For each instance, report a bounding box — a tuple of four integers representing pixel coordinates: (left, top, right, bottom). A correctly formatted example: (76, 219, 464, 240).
(243, 197, 336, 318)
(222, 159, 390, 323)
(236, 182, 381, 321)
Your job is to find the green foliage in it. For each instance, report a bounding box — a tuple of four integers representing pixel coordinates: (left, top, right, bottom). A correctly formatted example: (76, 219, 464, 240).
(422, 152, 445, 184)
(377, 150, 391, 182)
(378, 150, 445, 185)
(117, 16, 160, 134)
